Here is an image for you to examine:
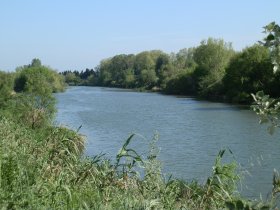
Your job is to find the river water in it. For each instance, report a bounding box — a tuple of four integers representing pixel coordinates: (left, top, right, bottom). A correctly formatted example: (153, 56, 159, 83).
(55, 86, 280, 199)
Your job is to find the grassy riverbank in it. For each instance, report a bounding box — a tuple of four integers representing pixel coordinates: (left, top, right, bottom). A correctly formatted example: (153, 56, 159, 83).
(1, 58, 280, 209)
(1, 114, 274, 209)
(1, 78, 278, 209)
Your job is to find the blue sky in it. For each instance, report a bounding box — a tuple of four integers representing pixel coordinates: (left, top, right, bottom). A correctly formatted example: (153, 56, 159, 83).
(0, 0, 279, 71)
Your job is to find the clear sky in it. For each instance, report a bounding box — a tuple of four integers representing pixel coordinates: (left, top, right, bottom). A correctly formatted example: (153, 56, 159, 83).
(0, 0, 279, 71)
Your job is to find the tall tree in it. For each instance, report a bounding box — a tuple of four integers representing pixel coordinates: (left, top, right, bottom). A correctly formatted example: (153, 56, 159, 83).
(223, 45, 274, 103)
(193, 38, 235, 96)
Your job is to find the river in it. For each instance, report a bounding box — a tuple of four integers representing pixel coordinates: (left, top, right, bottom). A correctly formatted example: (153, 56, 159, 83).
(55, 86, 280, 199)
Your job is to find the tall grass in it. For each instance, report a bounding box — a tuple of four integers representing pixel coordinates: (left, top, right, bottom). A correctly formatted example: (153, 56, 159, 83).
(3, 115, 275, 209)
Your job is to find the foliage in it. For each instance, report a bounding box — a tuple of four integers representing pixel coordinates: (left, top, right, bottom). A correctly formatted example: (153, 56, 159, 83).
(251, 22, 280, 131)
(0, 118, 247, 209)
(252, 91, 280, 134)
(261, 22, 280, 73)
(0, 59, 65, 129)
(250, 22, 280, 210)
(224, 45, 274, 103)
(0, 71, 15, 106)
(193, 38, 235, 97)
(61, 31, 280, 104)
(14, 59, 65, 93)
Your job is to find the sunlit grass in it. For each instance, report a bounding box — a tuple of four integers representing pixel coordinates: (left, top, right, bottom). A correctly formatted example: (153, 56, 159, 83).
(1, 115, 278, 209)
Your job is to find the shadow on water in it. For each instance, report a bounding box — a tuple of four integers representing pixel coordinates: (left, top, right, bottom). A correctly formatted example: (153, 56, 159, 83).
(193, 107, 240, 111)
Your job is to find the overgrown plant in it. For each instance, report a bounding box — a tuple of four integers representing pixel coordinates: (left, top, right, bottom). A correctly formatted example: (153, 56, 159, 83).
(251, 21, 280, 209)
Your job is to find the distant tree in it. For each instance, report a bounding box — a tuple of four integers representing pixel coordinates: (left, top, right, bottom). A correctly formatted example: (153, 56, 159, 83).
(64, 72, 81, 85)
(175, 48, 196, 70)
(139, 69, 158, 88)
(98, 59, 113, 86)
(223, 45, 274, 103)
(155, 53, 170, 78)
(134, 52, 155, 76)
(193, 38, 235, 96)
(121, 68, 135, 88)
(14, 65, 65, 93)
(30, 58, 42, 67)
(109, 54, 135, 86)
(158, 63, 178, 89)
(12, 59, 65, 128)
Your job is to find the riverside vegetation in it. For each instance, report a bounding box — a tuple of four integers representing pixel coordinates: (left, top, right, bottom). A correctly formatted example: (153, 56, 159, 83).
(61, 32, 280, 105)
(0, 23, 280, 209)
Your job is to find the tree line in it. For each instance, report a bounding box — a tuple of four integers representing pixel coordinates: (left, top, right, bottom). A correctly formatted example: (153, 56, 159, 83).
(62, 38, 280, 104)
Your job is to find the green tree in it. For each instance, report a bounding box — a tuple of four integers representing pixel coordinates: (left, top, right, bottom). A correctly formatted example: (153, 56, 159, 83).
(139, 69, 158, 88)
(30, 58, 42, 67)
(65, 72, 81, 85)
(175, 48, 196, 70)
(223, 45, 274, 103)
(155, 53, 170, 76)
(123, 68, 135, 88)
(98, 59, 113, 86)
(12, 59, 65, 128)
(109, 54, 135, 87)
(193, 38, 235, 96)
(134, 52, 155, 76)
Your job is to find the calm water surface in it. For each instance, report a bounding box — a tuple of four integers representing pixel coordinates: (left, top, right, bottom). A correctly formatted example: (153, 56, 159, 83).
(55, 86, 280, 199)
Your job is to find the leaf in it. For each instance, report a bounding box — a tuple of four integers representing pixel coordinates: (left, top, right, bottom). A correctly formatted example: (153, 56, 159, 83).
(266, 33, 275, 41)
(218, 149, 225, 158)
(122, 134, 135, 149)
(62, 185, 72, 201)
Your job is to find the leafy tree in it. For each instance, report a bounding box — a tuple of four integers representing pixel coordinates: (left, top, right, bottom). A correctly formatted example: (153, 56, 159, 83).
(134, 52, 155, 76)
(223, 45, 274, 103)
(123, 68, 135, 88)
(155, 53, 170, 77)
(64, 72, 81, 85)
(98, 59, 113, 86)
(175, 48, 196, 70)
(193, 38, 235, 96)
(139, 69, 158, 88)
(164, 71, 196, 95)
(30, 58, 42, 67)
(12, 59, 65, 128)
(109, 54, 135, 87)
(14, 59, 65, 93)
(158, 63, 178, 89)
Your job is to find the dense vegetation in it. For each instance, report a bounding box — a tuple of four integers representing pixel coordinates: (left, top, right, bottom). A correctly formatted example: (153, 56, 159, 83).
(62, 38, 280, 104)
(1, 23, 280, 209)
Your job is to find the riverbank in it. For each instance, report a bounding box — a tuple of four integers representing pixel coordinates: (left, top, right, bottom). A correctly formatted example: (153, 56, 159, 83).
(66, 83, 253, 107)
(1, 114, 274, 209)
(0, 87, 277, 209)
(0, 64, 278, 208)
